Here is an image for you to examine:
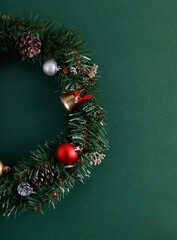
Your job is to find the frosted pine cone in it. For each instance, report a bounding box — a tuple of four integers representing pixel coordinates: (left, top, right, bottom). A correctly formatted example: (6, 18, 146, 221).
(17, 182, 33, 196)
(16, 32, 42, 58)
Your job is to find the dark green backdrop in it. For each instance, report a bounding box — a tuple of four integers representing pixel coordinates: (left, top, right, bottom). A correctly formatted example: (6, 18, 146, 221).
(1, 0, 177, 239)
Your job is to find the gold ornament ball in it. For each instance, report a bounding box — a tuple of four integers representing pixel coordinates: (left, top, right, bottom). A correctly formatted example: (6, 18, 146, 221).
(0, 161, 10, 176)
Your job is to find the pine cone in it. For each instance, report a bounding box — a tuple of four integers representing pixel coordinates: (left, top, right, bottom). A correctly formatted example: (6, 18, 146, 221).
(16, 32, 42, 58)
(32, 165, 55, 186)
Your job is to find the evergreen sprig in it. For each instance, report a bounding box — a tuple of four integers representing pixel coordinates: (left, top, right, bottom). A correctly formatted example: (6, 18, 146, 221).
(0, 13, 109, 218)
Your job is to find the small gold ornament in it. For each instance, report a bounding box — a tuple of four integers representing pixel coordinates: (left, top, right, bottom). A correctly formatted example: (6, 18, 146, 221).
(0, 161, 10, 176)
(60, 93, 79, 112)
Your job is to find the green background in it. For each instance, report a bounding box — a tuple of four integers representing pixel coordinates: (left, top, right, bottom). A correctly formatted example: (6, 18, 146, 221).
(1, 0, 177, 239)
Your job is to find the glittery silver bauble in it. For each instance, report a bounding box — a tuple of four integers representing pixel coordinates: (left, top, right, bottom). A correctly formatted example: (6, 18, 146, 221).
(42, 59, 60, 76)
(17, 182, 33, 196)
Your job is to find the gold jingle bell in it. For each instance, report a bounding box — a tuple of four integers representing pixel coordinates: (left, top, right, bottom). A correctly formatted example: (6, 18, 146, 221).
(0, 161, 10, 177)
(60, 89, 92, 112)
(60, 93, 79, 112)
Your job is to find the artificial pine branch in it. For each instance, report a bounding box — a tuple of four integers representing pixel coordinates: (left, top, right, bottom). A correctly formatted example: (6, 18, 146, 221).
(0, 13, 109, 218)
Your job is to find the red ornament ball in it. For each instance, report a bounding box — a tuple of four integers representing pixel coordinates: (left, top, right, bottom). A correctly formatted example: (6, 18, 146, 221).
(56, 142, 78, 164)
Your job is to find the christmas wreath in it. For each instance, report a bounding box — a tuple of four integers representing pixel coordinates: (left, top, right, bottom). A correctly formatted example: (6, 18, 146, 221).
(0, 14, 109, 218)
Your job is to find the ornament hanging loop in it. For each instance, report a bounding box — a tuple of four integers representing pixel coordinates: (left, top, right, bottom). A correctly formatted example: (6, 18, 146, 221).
(74, 145, 83, 153)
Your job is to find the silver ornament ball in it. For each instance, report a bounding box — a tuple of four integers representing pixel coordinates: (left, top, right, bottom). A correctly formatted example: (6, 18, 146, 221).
(43, 59, 60, 76)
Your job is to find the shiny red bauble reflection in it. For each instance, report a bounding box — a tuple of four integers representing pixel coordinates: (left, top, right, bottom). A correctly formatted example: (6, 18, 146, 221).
(56, 142, 78, 164)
